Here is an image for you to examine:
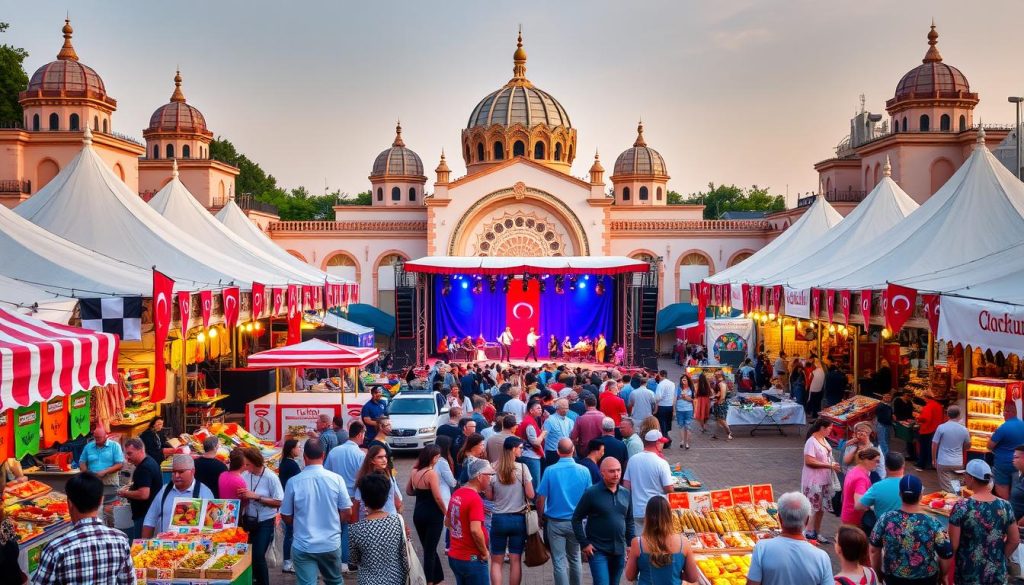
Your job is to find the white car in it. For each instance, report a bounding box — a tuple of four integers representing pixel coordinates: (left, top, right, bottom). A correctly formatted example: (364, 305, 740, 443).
(386, 390, 448, 450)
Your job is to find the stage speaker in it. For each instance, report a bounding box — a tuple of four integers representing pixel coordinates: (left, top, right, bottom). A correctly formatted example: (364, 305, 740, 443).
(395, 287, 416, 338)
(639, 287, 658, 338)
(635, 338, 659, 370)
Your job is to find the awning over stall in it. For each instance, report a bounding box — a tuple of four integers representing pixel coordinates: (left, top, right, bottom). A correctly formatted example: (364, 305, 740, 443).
(346, 303, 396, 337)
(247, 338, 379, 369)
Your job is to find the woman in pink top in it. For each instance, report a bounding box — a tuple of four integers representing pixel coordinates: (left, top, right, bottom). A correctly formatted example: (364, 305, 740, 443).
(841, 447, 880, 526)
(801, 418, 841, 543)
(218, 448, 248, 510)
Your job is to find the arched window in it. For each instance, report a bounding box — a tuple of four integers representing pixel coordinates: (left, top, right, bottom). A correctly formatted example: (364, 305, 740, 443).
(376, 187, 383, 202)
(408, 187, 416, 202)
(376, 253, 407, 315)
(677, 252, 712, 302)
(69, 114, 79, 131)
(657, 187, 663, 201)
(959, 115, 967, 132)
(902, 117, 908, 132)
(48, 113, 59, 131)
(31, 114, 39, 131)
(513, 141, 525, 157)
(325, 253, 358, 282)
(554, 143, 562, 161)
(182, 145, 191, 158)
(919, 115, 930, 132)
(102, 119, 108, 133)
(639, 186, 649, 200)
(623, 187, 631, 201)
(93, 116, 98, 130)
(534, 141, 545, 159)
(465, 145, 471, 161)
(893, 117, 898, 133)
(391, 186, 400, 201)
(940, 114, 951, 131)
(166, 144, 175, 158)
(729, 251, 754, 267)
(476, 142, 485, 162)
(153, 145, 159, 159)
(493, 142, 504, 160)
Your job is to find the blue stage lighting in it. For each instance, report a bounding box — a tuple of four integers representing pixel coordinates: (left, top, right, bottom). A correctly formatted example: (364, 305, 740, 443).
(462, 281, 469, 289)
(584, 275, 590, 280)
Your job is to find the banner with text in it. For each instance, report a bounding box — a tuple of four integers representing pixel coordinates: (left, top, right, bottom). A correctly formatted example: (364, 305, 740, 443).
(784, 287, 811, 319)
(937, 296, 1024, 357)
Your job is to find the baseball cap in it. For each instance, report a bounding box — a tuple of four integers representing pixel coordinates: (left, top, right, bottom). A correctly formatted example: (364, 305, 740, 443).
(503, 436, 524, 450)
(467, 457, 496, 480)
(899, 474, 923, 497)
(643, 430, 669, 444)
(966, 459, 993, 482)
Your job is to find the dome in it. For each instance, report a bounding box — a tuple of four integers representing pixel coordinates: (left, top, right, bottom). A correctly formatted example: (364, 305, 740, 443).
(613, 123, 668, 176)
(893, 24, 971, 101)
(371, 123, 425, 177)
(147, 71, 209, 134)
(25, 20, 107, 98)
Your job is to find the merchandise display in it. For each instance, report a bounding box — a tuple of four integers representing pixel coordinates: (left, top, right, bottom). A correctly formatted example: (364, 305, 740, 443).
(819, 395, 880, 441)
(110, 367, 155, 427)
(161, 423, 281, 473)
(694, 552, 752, 585)
(672, 504, 780, 535)
(966, 378, 1023, 454)
(920, 489, 973, 517)
(3, 487, 72, 576)
(132, 539, 251, 583)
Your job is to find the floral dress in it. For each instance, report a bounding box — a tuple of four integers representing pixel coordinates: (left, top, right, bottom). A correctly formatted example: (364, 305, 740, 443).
(949, 497, 1015, 584)
(868, 510, 952, 580)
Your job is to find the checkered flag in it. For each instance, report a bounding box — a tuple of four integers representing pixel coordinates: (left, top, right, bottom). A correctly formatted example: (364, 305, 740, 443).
(79, 297, 142, 341)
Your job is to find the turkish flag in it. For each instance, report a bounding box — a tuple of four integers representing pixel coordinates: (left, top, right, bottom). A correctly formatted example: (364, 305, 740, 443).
(880, 288, 890, 329)
(177, 291, 191, 340)
(765, 287, 775, 315)
(251, 283, 265, 320)
(886, 283, 917, 333)
(810, 289, 820, 319)
(315, 286, 323, 311)
(325, 281, 333, 309)
(152, 270, 174, 402)
(840, 290, 851, 326)
(351, 284, 360, 304)
(860, 290, 872, 329)
(223, 287, 240, 331)
(698, 281, 710, 331)
(741, 284, 751, 314)
(506, 278, 540, 358)
(287, 284, 301, 345)
(272, 288, 284, 316)
(341, 283, 350, 306)
(753, 286, 762, 311)
(200, 290, 213, 329)
(825, 289, 835, 323)
(772, 286, 783, 314)
(921, 294, 941, 335)
(302, 285, 313, 311)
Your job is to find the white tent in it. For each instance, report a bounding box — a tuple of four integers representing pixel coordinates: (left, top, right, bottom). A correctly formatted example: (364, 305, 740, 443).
(753, 158, 919, 285)
(706, 194, 843, 285)
(896, 240, 1024, 305)
(786, 131, 1024, 290)
(148, 163, 325, 285)
(14, 128, 280, 289)
(0, 274, 78, 323)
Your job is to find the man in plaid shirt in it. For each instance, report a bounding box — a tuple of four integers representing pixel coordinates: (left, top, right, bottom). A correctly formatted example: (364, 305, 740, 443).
(34, 472, 135, 584)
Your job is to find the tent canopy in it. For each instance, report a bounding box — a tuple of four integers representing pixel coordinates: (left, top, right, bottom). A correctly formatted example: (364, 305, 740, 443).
(706, 195, 843, 285)
(247, 338, 379, 369)
(0, 306, 119, 410)
(656, 303, 699, 334)
(303, 311, 373, 336)
(0, 274, 77, 324)
(676, 322, 703, 345)
(403, 256, 650, 275)
(345, 303, 396, 337)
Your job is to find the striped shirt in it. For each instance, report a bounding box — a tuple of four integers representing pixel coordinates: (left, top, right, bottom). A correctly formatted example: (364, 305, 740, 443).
(34, 517, 135, 585)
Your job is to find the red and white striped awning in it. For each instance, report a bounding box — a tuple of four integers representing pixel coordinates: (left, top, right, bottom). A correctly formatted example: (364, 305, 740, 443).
(0, 307, 120, 410)
(247, 338, 379, 369)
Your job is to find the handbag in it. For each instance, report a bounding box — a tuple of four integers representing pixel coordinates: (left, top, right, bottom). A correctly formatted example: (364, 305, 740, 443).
(521, 464, 539, 536)
(397, 514, 427, 585)
(524, 531, 550, 567)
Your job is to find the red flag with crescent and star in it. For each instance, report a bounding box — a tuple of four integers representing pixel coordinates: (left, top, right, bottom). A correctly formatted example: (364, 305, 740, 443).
(152, 270, 174, 402)
(921, 294, 940, 335)
(741, 284, 751, 314)
(860, 290, 872, 329)
(301, 286, 313, 311)
(200, 290, 213, 330)
(325, 281, 334, 309)
(810, 289, 820, 319)
(506, 277, 540, 359)
(223, 287, 240, 331)
(772, 286, 783, 314)
(177, 291, 191, 340)
(840, 290, 851, 326)
(272, 288, 284, 316)
(886, 284, 917, 334)
(287, 285, 301, 345)
(251, 283, 265, 320)
(825, 289, 835, 323)
(880, 288, 890, 329)
(752, 286, 762, 311)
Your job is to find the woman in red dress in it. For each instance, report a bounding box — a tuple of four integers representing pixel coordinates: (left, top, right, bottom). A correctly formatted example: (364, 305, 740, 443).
(693, 372, 712, 434)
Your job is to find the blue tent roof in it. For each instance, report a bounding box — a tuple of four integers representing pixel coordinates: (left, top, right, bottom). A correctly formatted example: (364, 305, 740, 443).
(344, 303, 396, 337)
(656, 303, 699, 334)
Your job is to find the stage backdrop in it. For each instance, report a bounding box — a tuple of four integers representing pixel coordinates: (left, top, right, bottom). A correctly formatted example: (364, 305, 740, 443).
(434, 276, 616, 359)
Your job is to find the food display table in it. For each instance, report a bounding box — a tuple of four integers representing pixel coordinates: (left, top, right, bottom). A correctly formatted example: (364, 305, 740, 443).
(727, 394, 806, 435)
(2, 481, 72, 577)
(245, 391, 375, 442)
(819, 396, 880, 442)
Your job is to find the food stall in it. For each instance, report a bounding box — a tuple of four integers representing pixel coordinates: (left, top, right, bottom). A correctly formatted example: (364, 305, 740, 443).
(160, 423, 281, 475)
(3, 480, 72, 576)
(727, 393, 807, 435)
(819, 395, 880, 442)
(966, 378, 1023, 455)
(243, 339, 379, 442)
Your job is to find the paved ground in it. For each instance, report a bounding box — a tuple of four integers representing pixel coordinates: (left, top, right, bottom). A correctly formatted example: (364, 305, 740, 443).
(276, 357, 938, 584)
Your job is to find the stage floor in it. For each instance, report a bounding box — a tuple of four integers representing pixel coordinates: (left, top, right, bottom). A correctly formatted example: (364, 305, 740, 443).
(421, 356, 647, 373)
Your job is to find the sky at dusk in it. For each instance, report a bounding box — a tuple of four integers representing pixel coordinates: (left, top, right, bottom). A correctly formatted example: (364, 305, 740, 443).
(4, 0, 1023, 206)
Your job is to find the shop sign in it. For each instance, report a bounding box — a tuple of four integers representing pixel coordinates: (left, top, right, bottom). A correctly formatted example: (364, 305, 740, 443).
(783, 287, 810, 318)
(246, 404, 276, 441)
(0, 410, 12, 461)
(41, 396, 68, 448)
(281, 406, 337, 436)
(709, 489, 734, 510)
(938, 296, 1024, 358)
(70, 391, 91, 439)
(729, 485, 753, 505)
(14, 403, 41, 459)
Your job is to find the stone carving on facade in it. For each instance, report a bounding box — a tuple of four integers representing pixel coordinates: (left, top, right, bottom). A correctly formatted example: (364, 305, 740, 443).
(470, 210, 568, 257)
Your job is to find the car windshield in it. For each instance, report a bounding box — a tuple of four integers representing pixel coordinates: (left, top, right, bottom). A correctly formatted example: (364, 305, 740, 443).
(389, 397, 436, 415)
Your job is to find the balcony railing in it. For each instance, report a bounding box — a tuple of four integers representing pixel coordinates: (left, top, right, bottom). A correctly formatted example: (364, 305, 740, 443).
(0, 179, 31, 194)
(210, 194, 278, 215)
(608, 219, 773, 232)
(269, 220, 429, 233)
(797, 189, 868, 208)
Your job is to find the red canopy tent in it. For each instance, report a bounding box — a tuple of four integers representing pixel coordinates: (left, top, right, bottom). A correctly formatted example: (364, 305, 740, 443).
(676, 322, 703, 345)
(0, 306, 119, 410)
(247, 338, 379, 369)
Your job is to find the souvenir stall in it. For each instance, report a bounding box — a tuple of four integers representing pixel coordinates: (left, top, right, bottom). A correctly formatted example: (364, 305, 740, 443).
(244, 339, 379, 442)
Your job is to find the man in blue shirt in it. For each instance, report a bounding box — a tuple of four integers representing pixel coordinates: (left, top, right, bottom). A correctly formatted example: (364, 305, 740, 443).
(989, 408, 1024, 498)
(79, 426, 124, 498)
(572, 457, 634, 585)
(542, 399, 574, 468)
(324, 422, 367, 571)
(360, 387, 387, 445)
(538, 438, 591, 585)
(460, 369, 478, 400)
(281, 440, 353, 585)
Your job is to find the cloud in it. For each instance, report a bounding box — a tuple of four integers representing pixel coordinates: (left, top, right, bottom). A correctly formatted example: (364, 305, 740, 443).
(711, 27, 774, 51)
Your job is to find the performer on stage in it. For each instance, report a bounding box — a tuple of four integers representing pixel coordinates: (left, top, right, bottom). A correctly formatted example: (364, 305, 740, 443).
(474, 334, 487, 362)
(437, 335, 448, 359)
(498, 326, 513, 362)
(595, 333, 607, 363)
(461, 335, 474, 361)
(548, 334, 559, 358)
(562, 336, 572, 356)
(525, 327, 540, 362)
(447, 334, 459, 361)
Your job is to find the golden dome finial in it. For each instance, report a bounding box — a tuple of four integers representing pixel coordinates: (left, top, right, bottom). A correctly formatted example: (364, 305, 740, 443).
(883, 155, 892, 177)
(633, 120, 647, 147)
(923, 20, 942, 63)
(435, 149, 451, 173)
(57, 18, 79, 61)
(392, 119, 405, 147)
(512, 25, 527, 80)
(170, 69, 186, 103)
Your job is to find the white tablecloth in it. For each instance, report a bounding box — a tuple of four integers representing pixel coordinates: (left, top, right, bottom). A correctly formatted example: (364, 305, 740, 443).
(727, 401, 807, 426)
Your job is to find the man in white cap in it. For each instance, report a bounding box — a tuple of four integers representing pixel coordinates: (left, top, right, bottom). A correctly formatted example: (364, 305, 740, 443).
(622, 430, 673, 535)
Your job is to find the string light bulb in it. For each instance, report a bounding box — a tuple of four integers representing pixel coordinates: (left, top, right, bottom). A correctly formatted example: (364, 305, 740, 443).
(881, 327, 892, 339)
(197, 332, 206, 342)
(254, 321, 262, 331)
(208, 328, 218, 339)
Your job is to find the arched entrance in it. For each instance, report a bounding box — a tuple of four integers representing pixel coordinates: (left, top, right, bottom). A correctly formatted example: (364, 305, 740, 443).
(375, 251, 408, 315)
(676, 251, 713, 302)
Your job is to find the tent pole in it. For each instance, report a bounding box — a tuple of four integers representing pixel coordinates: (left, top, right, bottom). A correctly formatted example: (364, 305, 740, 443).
(180, 333, 187, 435)
(852, 325, 859, 395)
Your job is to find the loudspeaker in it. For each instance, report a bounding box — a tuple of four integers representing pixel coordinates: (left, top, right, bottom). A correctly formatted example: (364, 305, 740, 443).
(639, 287, 658, 338)
(395, 287, 416, 338)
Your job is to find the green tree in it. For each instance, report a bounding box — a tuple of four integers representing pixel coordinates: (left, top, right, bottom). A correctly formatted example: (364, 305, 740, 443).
(336, 190, 371, 206)
(666, 190, 684, 205)
(0, 23, 29, 126)
(682, 182, 785, 219)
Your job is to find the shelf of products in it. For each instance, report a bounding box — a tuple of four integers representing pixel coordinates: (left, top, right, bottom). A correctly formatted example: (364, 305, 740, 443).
(966, 377, 1023, 454)
(111, 366, 157, 427)
(3, 483, 72, 577)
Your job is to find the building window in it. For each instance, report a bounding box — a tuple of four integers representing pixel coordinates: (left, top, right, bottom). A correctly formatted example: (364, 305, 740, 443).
(919, 115, 930, 132)
(391, 186, 400, 201)
(153, 145, 159, 159)
(476, 142, 485, 162)
(493, 141, 504, 160)
(408, 187, 416, 201)
(902, 117, 907, 132)
(959, 115, 967, 132)
(623, 187, 631, 200)
(513, 141, 525, 157)
(93, 116, 98, 130)
(940, 114, 951, 131)
(639, 186, 649, 200)
(102, 119, 108, 133)
(32, 114, 39, 131)
(893, 117, 898, 133)
(182, 145, 191, 158)
(48, 113, 59, 130)
(534, 141, 545, 159)
(376, 187, 383, 202)
(166, 144, 175, 158)
(657, 187, 663, 201)
(554, 143, 562, 161)
(69, 114, 79, 131)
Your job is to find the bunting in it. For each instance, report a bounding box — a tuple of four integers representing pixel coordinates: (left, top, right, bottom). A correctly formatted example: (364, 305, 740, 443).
(825, 289, 835, 323)
(152, 270, 174, 402)
(177, 291, 191, 340)
(886, 283, 917, 334)
(860, 290, 872, 329)
(921, 294, 941, 335)
(222, 287, 240, 331)
(287, 284, 301, 345)
(840, 290, 851, 327)
(200, 290, 213, 330)
(272, 287, 284, 316)
(251, 283, 265, 321)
